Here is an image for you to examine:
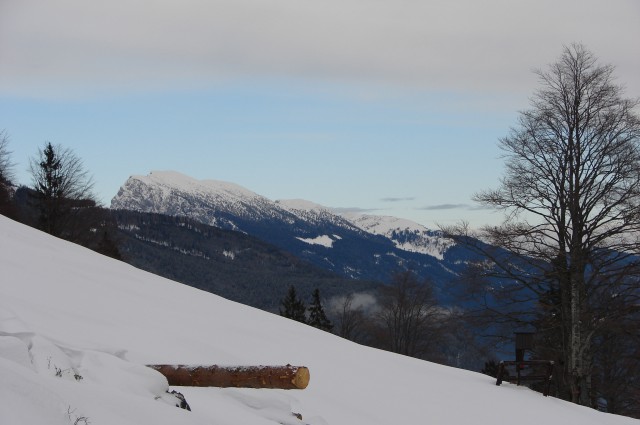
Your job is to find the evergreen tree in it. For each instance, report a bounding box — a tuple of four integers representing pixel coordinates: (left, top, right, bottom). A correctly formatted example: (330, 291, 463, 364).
(307, 288, 333, 332)
(279, 285, 307, 324)
(34, 143, 64, 234)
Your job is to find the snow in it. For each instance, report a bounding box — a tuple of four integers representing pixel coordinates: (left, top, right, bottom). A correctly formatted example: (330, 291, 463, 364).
(111, 171, 275, 223)
(113, 171, 455, 261)
(1, 215, 637, 425)
(296, 235, 335, 248)
(341, 212, 455, 259)
(276, 199, 329, 212)
(144, 170, 261, 200)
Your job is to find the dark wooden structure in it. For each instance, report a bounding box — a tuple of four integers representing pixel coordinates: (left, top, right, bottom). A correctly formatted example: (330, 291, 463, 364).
(496, 360, 554, 396)
(495, 332, 554, 396)
(515, 332, 534, 362)
(148, 364, 310, 390)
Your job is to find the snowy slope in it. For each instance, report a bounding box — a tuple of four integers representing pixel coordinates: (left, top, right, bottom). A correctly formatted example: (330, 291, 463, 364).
(335, 212, 454, 260)
(1, 216, 637, 425)
(276, 199, 455, 259)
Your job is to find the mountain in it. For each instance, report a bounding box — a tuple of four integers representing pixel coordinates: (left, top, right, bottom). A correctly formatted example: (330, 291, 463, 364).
(2, 215, 636, 425)
(112, 209, 379, 311)
(111, 171, 469, 295)
(340, 212, 455, 260)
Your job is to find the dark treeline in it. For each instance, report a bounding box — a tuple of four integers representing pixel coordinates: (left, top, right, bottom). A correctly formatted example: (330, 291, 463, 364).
(0, 136, 121, 259)
(279, 271, 489, 371)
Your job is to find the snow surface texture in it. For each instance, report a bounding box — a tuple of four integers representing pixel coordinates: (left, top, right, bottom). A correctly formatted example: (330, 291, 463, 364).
(1, 215, 637, 425)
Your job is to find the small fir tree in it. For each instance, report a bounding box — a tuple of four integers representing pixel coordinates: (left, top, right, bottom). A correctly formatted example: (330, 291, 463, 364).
(307, 288, 334, 332)
(480, 360, 500, 378)
(279, 285, 307, 324)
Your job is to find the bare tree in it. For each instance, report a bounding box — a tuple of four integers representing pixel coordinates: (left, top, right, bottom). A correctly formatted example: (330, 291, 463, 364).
(0, 130, 14, 184)
(447, 44, 640, 409)
(334, 293, 368, 342)
(376, 271, 442, 358)
(29, 142, 97, 238)
(0, 130, 17, 218)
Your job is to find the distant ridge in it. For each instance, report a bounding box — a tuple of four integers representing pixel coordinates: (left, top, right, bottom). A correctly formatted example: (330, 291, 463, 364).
(111, 171, 472, 299)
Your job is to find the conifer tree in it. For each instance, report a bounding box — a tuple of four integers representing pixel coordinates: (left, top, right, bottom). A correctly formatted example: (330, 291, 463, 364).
(307, 288, 333, 332)
(279, 285, 307, 324)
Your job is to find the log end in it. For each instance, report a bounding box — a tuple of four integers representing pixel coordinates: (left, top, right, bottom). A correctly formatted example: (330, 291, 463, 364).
(292, 366, 310, 389)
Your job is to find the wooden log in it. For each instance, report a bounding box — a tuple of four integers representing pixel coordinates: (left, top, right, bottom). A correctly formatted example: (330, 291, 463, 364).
(148, 364, 310, 390)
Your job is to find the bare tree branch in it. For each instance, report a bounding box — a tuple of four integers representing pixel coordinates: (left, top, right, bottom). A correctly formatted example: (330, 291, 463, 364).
(446, 44, 640, 413)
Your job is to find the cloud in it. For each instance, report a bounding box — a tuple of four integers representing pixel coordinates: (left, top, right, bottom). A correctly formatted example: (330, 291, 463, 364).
(380, 197, 415, 203)
(331, 207, 379, 215)
(420, 204, 470, 211)
(327, 292, 378, 315)
(1, 0, 638, 97)
(419, 203, 498, 213)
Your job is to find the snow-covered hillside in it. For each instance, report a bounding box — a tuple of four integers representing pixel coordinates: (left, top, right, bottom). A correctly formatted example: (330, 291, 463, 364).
(1, 215, 637, 425)
(338, 212, 455, 260)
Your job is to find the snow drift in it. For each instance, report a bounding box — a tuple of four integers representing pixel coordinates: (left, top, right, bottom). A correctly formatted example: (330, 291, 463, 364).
(0, 215, 637, 424)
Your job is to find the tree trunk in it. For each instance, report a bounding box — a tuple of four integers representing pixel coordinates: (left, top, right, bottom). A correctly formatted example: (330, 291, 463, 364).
(148, 364, 310, 390)
(569, 274, 582, 403)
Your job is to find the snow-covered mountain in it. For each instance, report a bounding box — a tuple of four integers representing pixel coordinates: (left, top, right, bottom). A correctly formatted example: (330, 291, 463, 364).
(111, 170, 292, 231)
(2, 215, 636, 425)
(111, 171, 459, 284)
(330, 212, 454, 260)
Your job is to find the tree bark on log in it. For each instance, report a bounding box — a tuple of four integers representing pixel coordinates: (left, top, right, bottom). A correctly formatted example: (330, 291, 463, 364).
(148, 364, 310, 390)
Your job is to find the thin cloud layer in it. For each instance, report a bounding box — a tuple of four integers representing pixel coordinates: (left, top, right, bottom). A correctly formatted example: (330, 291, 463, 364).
(419, 203, 495, 211)
(1, 0, 638, 97)
(381, 197, 416, 203)
(420, 203, 471, 211)
(331, 207, 380, 215)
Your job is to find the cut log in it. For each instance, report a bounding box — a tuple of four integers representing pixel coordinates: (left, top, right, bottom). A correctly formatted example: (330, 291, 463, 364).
(148, 364, 310, 390)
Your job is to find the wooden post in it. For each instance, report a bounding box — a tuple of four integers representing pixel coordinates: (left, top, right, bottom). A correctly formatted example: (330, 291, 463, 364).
(148, 364, 310, 390)
(496, 361, 505, 386)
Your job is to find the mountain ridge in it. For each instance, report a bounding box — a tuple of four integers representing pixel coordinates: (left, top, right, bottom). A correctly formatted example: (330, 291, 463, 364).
(112, 170, 454, 260)
(111, 171, 470, 303)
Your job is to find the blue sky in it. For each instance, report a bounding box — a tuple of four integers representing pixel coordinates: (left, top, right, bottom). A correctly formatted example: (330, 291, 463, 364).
(1, 0, 638, 228)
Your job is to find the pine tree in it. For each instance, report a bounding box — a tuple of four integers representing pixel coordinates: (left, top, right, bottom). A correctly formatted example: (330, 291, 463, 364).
(34, 143, 63, 234)
(279, 285, 307, 324)
(307, 288, 333, 332)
